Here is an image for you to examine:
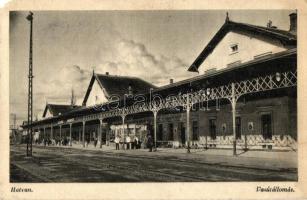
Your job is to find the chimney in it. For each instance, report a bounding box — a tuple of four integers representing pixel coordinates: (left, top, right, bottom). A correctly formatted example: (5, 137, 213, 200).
(289, 12, 297, 33)
(169, 79, 174, 84)
(106, 72, 109, 75)
(267, 20, 272, 28)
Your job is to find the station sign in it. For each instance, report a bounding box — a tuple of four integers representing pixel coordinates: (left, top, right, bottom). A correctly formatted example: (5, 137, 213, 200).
(67, 118, 74, 123)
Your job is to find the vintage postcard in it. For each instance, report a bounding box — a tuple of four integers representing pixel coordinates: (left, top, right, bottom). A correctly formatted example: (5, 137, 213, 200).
(1, 0, 307, 199)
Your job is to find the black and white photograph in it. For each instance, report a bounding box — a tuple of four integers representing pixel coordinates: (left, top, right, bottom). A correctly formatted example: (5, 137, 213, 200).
(2, 1, 307, 199)
(8, 9, 298, 183)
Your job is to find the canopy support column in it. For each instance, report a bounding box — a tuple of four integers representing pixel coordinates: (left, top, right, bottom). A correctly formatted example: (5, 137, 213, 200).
(153, 111, 157, 151)
(59, 125, 62, 146)
(99, 119, 103, 148)
(231, 83, 237, 156)
(186, 108, 191, 153)
(186, 93, 193, 153)
(51, 125, 53, 140)
(121, 115, 126, 150)
(82, 121, 85, 148)
(43, 126, 46, 140)
(69, 123, 72, 146)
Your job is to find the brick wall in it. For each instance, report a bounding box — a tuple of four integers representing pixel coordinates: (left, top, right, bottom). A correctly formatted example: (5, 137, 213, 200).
(198, 96, 293, 138)
(104, 95, 296, 149)
(142, 95, 297, 147)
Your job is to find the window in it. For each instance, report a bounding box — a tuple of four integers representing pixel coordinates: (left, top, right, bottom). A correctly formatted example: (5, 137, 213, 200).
(148, 124, 154, 138)
(192, 121, 199, 140)
(235, 117, 241, 139)
(158, 124, 163, 141)
(168, 123, 174, 141)
(230, 44, 238, 53)
(261, 114, 272, 139)
(209, 119, 217, 139)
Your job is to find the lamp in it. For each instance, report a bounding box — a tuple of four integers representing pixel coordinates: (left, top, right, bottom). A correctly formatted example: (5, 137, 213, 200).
(275, 72, 281, 82)
(206, 88, 211, 95)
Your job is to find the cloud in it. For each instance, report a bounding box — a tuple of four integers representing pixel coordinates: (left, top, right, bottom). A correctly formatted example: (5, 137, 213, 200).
(32, 65, 91, 118)
(96, 39, 193, 86)
(14, 38, 194, 123)
(40, 64, 91, 101)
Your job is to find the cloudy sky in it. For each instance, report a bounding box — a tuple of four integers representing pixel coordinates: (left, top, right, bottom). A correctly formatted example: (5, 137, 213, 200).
(10, 10, 294, 125)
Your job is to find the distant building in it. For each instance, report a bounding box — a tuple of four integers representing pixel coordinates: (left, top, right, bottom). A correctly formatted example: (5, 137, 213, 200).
(82, 72, 157, 107)
(43, 104, 80, 118)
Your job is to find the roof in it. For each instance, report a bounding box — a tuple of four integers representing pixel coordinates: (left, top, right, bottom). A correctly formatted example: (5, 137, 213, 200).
(161, 48, 296, 91)
(188, 19, 297, 72)
(42, 104, 80, 117)
(23, 48, 296, 128)
(82, 73, 157, 105)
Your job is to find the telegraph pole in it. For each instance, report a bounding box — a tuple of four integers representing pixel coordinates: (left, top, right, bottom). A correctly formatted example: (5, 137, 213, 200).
(26, 12, 34, 157)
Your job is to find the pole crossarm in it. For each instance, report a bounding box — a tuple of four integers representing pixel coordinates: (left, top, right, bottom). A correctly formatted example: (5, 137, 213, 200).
(36, 70, 296, 125)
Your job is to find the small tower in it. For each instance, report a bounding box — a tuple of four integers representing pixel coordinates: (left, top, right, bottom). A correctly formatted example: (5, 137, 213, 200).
(70, 88, 76, 106)
(225, 12, 230, 22)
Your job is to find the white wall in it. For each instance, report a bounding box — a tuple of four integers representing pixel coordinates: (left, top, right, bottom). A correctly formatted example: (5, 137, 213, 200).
(44, 109, 53, 118)
(198, 31, 287, 73)
(86, 80, 108, 106)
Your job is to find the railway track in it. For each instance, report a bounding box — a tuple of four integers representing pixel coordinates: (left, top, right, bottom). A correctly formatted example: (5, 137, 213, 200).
(11, 145, 297, 182)
(30, 145, 297, 173)
(12, 146, 207, 181)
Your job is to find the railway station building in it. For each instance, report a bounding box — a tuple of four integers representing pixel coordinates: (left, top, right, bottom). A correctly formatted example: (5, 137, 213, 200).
(23, 13, 297, 152)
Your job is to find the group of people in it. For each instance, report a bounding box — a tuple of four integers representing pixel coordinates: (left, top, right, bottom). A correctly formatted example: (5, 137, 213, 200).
(85, 136, 98, 148)
(114, 135, 141, 150)
(35, 137, 71, 146)
(114, 134, 154, 152)
(34, 133, 155, 152)
(54, 137, 70, 146)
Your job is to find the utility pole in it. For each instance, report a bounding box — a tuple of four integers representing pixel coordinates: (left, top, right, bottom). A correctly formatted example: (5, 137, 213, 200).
(26, 11, 34, 157)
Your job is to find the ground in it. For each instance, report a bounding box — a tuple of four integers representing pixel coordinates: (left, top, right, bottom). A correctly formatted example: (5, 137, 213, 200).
(10, 144, 297, 182)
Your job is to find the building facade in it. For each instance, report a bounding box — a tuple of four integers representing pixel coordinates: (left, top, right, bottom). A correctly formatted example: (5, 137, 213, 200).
(22, 13, 297, 152)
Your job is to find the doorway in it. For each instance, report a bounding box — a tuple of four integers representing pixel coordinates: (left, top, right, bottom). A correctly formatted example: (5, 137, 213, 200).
(261, 114, 272, 140)
(180, 122, 186, 145)
(235, 116, 241, 139)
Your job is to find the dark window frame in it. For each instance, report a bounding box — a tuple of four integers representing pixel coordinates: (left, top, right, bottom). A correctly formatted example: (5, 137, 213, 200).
(209, 118, 217, 140)
(192, 120, 199, 141)
(158, 123, 163, 141)
(168, 123, 174, 141)
(235, 116, 242, 139)
(180, 122, 186, 144)
(230, 44, 238, 53)
(261, 113, 273, 140)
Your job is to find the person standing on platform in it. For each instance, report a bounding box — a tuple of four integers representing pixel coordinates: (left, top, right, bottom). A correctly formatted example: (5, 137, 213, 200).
(143, 134, 148, 149)
(121, 134, 125, 150)
(126, 135, 131, 150)
(86, 136, 90, 148)
(115, 135, 120, 150)
(94, 136, 98, 147)
(131, 136, 135, 149)
(147, 135, 153, 152)
(134, 136, 139, 149)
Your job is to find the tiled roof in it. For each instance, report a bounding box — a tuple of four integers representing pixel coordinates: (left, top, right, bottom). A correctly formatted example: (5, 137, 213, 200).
(188, 20, 297, 72)
(234, 21, 296, 39)
(82, 73, 157, 105)
(95, 74, 157, 97)
(42, 104, 80, 117)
